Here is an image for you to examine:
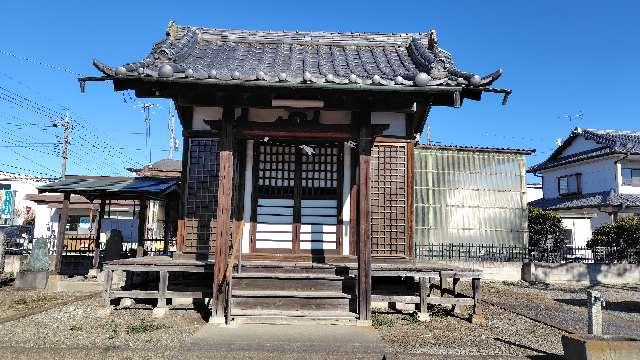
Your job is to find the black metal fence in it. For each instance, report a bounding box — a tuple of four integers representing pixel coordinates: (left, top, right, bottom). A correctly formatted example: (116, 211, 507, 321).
(415, 243, 640, 264)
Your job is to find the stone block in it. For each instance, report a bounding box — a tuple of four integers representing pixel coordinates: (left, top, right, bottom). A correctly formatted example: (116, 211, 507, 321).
(15, 271, 49, 289)
(119, 298, 135, 307)
(562, 334, 640, 360)
(416, 311, 431, 322)
(152, 307, 168, 318)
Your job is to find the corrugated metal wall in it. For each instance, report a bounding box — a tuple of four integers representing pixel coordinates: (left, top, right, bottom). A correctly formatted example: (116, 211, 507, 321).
(414, 148, 528, 247)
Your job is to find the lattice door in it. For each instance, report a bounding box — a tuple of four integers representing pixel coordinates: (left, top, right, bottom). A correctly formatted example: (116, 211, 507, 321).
(370, 143, 408, 256)
(253, 143, 296, 250)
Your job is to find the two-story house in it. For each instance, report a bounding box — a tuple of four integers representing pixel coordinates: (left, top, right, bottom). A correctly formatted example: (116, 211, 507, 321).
(528, 128, 640, 247)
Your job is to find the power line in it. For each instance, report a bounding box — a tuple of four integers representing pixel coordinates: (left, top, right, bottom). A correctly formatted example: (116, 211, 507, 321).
(0, 48, 84, 77)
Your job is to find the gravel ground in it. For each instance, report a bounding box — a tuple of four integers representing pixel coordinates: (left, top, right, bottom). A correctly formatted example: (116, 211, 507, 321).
(482, 281, 640, 337)
(374, 303, 565, 359)
(0, 281, 78, 323)
(0, 295, 206, 350)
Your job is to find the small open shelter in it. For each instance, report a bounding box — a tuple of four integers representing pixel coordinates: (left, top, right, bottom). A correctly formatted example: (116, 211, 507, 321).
(37, 175, 179, 272)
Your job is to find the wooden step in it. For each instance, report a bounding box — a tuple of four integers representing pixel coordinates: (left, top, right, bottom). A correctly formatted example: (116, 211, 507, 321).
(233, 272, 345, 280)
(232, 290, 351, 298)
(237, 266, 340, 275)
(232, 296, 351, 312)
(233, 277, 346, 292)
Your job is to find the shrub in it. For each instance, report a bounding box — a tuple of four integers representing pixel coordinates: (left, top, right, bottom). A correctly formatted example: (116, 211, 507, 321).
(528, 207, 566, 253)
(588, 216, 640, 261)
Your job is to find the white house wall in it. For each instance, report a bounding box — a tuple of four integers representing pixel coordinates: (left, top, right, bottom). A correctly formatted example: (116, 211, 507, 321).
(371, 112, 406, 137)
(191, 107, 408, 138)
(561, 217, 592, 247)
(560, 136, 600, 156)
(540, 157, 618, 198)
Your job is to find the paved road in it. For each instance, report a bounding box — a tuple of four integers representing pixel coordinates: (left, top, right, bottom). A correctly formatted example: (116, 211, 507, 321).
(188, 323, 386, 359)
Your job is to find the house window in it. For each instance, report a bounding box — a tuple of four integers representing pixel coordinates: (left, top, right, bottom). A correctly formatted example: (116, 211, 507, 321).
(558, 174, 581, 195)
(622, 168, 640, 186)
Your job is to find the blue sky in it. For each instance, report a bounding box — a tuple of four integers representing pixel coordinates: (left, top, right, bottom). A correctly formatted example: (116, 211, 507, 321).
(0, 1, 638, 180)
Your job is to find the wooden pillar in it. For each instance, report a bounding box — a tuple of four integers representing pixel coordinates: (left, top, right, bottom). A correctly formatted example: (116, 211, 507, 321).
(357, 111, 373, 322)
(92, 198, 106, 268)
(162, 199, 170, 256)
(212, 104, 235, 321)
(136, 199, 148, 257)
(54, 192, 71, 274)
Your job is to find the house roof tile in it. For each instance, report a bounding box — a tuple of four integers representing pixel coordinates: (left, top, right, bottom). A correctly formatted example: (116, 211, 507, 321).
(529, 190, 640, 210)
(91, 22, 504, 90)
(529, 128, 640, 172)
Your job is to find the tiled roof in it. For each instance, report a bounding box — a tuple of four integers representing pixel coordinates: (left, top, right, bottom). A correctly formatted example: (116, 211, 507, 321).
(529, 128, 640, 172)
(127, 159, 182, 178)
(529, 190, 640, 210)
(92, 21, 503, 90)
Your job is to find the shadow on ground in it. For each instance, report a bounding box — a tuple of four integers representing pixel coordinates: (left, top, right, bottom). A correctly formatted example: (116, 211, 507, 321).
(493, 338, 563, 360)
(0, 277, 14, 288)
(555, 298, 640, 314)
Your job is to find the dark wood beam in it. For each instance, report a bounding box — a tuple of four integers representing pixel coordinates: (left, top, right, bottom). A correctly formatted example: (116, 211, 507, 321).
(212, 104, 235, 321)
(357, 111, 373, 322)
(163, 199, 171, 256)
(54, 192, 71, 274)
(136, 199, 147, 258)
(92, 198, 106, 268)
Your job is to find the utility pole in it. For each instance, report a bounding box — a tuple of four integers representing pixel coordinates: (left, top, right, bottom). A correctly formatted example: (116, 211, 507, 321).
(168, 105, 178, 159)
(61, 110, 70, 179)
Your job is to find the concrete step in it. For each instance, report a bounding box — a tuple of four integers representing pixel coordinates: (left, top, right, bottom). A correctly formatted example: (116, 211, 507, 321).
(232, 310, 357, 325)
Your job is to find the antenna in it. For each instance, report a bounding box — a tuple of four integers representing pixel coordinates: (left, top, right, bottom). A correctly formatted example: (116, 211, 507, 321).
(135, 103, 160, 164)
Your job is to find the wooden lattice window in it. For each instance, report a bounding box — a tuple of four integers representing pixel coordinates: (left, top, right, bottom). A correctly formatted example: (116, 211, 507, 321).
(185, 138, 220, 254)
(370, 143, 407, 256)
(301, 145, 340, 198)
(256, 144, 296, 198)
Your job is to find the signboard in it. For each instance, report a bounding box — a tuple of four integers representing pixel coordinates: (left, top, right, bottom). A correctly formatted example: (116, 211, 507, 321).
(0, 190, 14, 219)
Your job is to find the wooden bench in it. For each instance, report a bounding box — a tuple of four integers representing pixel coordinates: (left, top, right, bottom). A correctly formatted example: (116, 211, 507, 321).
(369, 268, 482, 321)
(103, 258, 212, 313)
